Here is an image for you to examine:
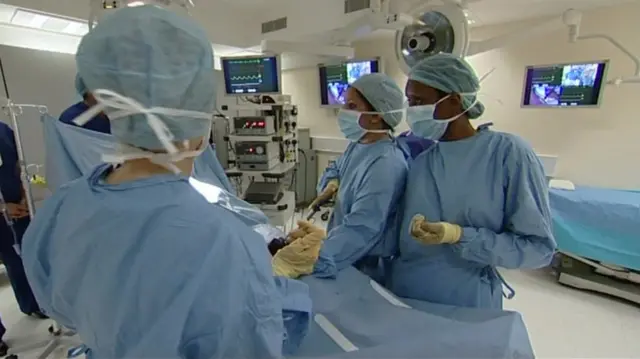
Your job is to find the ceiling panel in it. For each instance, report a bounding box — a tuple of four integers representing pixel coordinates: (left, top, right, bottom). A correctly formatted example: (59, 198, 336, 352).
(465, 0, 638, 26)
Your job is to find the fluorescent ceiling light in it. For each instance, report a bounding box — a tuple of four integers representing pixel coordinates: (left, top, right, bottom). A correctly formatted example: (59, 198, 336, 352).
(11, 10, 48, 28)
(8, 8, 89, 37)
(127, 1, 146, 7)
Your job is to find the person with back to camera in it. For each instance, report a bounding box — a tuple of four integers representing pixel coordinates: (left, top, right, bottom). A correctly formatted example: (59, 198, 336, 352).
(390, 53, 556, 309)
(19, 5, 326, 358)
(303, 73, 409, 281)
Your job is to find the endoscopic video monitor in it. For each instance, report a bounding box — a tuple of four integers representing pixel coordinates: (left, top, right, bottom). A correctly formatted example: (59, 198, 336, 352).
(522, 60, 608, 108)
(221, 55, 282, 96)
(319, 58, 381, 107)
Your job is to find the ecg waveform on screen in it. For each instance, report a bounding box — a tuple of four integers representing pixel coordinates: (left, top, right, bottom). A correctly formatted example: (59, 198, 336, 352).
(230, 75, 262, 81)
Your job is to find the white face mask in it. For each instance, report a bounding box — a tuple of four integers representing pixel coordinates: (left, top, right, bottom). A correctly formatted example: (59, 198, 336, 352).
(73, 89, 213, 174)
(406, 94, 479, 141)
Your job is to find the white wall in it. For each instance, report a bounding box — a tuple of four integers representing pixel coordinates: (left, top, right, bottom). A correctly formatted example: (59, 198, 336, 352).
(0, 45, 78, 168)
(282, 2, 640, 189)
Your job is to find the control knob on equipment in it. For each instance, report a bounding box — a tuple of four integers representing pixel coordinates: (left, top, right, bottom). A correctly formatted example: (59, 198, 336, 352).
(256, 146, 265, 155)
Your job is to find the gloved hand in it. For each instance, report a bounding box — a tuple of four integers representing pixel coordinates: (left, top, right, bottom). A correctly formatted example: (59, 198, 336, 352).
(410, 214, 462, 245)
(308, 179, 339, 210)
(286, 219, 326, 242)
(273, 221, 326, 278)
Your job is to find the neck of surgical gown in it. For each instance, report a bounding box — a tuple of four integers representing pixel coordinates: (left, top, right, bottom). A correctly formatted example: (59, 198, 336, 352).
(41, 114, 268, 227)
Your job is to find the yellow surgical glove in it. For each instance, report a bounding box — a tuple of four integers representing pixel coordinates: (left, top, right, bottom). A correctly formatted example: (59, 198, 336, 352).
(410, 214, 462, 245)
(274, 221, 326, 278)
(286, 220, 325, 242)
(308, 179, 339, 210)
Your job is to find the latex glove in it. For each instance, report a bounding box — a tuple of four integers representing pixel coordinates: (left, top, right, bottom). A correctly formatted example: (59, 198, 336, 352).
(274, 221, 326, 278)
(410, 214, 462, 245)
(286, 220, 326, 242)
(308, 179, 339, 210)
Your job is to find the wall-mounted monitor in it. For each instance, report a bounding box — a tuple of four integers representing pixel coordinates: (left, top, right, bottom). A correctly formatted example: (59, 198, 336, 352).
(522, 60, 608, 108)
(319, 58, 381, 107)
(221, 55, 282, 96)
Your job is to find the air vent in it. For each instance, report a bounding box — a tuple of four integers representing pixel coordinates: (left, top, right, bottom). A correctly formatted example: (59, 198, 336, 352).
(344, 0, 371, 14)
(261, 17, 288, 34)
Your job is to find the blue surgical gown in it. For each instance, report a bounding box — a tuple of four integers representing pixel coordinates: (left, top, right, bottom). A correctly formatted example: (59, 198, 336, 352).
(390, 129, 556, 309)
(21, 164, 284, 358)
(59, 102, 111, 134)
(314, 138, 408, 279)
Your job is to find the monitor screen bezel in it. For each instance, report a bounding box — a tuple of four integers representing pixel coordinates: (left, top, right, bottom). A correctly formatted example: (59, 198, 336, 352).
(520, 59, 610, 109)
(318, 57, 383, 108)
(220, 54, 283, 97)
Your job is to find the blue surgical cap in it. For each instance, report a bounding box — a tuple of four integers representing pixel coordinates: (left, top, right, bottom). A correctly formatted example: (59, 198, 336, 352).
(350, 73, 404, 128)
(75, 74, 88, 96)
(76, 5, 216, 150)
(409, 53, 485, 119)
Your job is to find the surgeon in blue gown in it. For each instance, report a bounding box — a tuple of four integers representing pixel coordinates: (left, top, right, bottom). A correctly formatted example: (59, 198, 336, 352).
(0, 122, 46, 319)
(308, 73, 408, 280)
(58, 76, 111, 134)
(21, 6, 285, 358)
(390, 53, 556, 309)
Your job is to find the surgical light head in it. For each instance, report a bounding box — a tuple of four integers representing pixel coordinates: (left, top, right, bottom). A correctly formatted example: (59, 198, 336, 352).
(77, 4, 215, 151)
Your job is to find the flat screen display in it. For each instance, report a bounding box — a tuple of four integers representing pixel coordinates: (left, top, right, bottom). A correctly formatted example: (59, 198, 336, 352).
(319, 59, 381, 106)
(522, 61, 608, 107)
(222, 55, 281, 95)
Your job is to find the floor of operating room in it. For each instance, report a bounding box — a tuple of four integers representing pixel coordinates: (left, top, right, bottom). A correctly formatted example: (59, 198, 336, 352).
(2, 269, 639, 358)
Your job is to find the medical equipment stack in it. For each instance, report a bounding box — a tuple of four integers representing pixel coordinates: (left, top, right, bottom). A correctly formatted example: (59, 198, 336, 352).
(219, 54, 300, 227)
(222, 96, 299, 227)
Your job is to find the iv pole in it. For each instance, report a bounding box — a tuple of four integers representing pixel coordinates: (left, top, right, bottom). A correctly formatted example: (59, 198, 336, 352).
(0, 59, 37, 223)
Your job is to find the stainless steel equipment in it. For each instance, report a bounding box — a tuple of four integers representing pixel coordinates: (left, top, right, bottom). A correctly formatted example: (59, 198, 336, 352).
(212, 115, 230, 169)
(294, 128, 317, 206)
(235, 140, 281, 171)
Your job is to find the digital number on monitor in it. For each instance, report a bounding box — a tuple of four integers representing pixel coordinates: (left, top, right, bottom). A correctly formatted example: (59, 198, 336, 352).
(522, 61, 607, 107)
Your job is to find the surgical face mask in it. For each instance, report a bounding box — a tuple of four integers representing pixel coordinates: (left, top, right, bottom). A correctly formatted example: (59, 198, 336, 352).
(337, 109, 401, 142)
(74, 88, 213, 174)
(406, 94, 478, 141)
